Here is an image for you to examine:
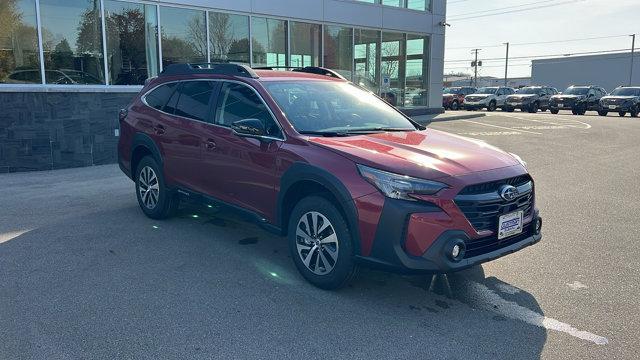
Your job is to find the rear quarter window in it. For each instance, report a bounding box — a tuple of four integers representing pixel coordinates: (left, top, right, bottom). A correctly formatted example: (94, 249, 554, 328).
(145, 83, 178, 110)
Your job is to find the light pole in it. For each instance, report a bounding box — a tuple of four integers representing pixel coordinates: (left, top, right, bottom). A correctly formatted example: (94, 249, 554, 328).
(472, 48, 481, 87)
(504, 42, 510, 87)
(630, 34, 636, 86)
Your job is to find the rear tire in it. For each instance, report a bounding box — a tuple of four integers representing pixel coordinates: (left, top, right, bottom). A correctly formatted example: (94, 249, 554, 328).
(631, 106, 639, 117)
(288, 196, 357, 290)
(619, 111, 626, 117)
(528, 102, 539, 113)
(135, 156, 179, 220)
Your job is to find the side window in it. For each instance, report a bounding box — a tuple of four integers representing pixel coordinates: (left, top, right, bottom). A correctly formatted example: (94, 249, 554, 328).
(174, 81, 216, 122)
(145, 83, 179, 111)
(588, 88, 596, 97)
(496, 89, 503, 96)
(216, 83, 282, 138)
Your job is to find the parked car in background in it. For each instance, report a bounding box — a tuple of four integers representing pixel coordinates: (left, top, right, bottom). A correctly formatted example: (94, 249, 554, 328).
(118, 63, 542, 289)
(599, 86, 640, 117)
(549, 85, 606, 115)
(442, 86, 476, 110)
(504, 86, 558, 113)
(5, 69, 103, 85)
(464, 86, 515, 111)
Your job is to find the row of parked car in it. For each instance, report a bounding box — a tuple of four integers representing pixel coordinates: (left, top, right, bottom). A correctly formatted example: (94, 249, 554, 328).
(443, 85, 640, 117)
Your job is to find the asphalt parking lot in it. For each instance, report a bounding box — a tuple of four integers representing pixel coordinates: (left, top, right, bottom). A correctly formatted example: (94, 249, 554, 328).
(1, 110, 639, 359)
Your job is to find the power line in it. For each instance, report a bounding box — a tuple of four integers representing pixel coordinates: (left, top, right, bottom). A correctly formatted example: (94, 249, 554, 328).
(444, 48, 632, 63)
(448, 0, 585, 21)
(448, 0, 560, 18)
(446, 34, 630, 51)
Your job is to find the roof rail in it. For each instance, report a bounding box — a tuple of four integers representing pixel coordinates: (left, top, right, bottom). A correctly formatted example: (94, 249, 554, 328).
(160, 63, 259, 79)
(253, 66, 347, 80)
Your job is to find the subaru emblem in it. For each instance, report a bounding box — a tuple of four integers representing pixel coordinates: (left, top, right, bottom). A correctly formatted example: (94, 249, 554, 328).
(499, 185, 519, 201)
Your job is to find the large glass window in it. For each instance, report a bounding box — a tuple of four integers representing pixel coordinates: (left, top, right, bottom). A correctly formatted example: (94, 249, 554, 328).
(289, 21, 321, 68)
(208, 12, 249, 64)
(405, 34, 429, 107)
(354, 29, 380, 93)
(159, 6, 206, 67)
(0, 0, 41, 84)
(104, 1, 158, 85)
(407, 0, 429, 11)
(382, 0, 402, 7)
(381, 32, 405, 107)
(323, 25, 352, 80)
(251, 17, 287, 68)
(40, 0, 105, 84)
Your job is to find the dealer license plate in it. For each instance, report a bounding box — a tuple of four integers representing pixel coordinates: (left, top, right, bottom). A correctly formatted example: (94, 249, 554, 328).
(557, 103, 564, 108)
(609, 105, 617, 110)
(498, 211, 524, 240)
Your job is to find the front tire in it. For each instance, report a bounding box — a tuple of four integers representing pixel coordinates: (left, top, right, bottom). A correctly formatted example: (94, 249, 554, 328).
(451, 101, 460, 111)
(550, 109, 559, 114)
(135, 156, 178, 219)
(288, 196, 357, 290)
(528, 102, 539, 113)
(619, 111, 627, 117)
(598, 110, 608, 116)
(487, 101, 497, 112)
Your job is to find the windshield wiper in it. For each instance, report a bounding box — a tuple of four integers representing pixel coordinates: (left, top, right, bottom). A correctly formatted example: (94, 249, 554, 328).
(298, 130, 352, 137)
(347, 127, 416, 133)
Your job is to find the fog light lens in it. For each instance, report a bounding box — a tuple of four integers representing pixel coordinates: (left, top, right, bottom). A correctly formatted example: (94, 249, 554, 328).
(452, 244, 461, 258)
(535, 218, 542, 234)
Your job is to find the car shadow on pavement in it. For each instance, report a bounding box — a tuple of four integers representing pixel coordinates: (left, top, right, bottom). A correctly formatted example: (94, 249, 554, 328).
(0, 201, 546, 360)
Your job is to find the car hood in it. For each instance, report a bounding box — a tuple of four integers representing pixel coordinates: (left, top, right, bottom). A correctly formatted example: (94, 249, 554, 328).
(552, 94, 584, 99)
(443, 94, 456, 97)
(509, 94, 537, 99)
(601, 96, 637, 100)
(307, 129, 520, 180)
(468, 93, 493, 97)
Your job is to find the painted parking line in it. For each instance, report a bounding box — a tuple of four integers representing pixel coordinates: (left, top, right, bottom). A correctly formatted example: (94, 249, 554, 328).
(486, 113, 592, 130)
(461, 120, 543, 135)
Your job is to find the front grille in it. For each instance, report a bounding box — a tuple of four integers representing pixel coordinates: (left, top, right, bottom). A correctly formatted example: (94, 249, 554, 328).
(466, 96, 483, 102)
(463, 223, 533, 258)
(455, 176, 534, 232)
(458, 175, 531, 195)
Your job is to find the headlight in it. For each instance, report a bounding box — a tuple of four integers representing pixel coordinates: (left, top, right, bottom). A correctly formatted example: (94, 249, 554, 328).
(510, 153, 527, 169)
(357, 165, 448, 201)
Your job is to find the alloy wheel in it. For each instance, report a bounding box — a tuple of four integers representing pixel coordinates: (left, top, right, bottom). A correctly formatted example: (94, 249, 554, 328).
(138, 166, 160, 210)
(295, 211, 339, 275)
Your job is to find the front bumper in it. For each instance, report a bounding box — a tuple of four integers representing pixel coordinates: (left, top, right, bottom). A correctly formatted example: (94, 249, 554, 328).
(464, 101, 487, 109)
(601, 103, 634, 112)
(355, 196, 542, 274)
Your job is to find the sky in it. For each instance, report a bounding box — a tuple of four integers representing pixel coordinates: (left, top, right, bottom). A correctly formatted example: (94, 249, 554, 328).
(444, 0, 639, 79)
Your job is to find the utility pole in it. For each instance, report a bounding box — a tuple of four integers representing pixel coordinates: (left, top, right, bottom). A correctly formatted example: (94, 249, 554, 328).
(504, 42, 510, 87)
(472, 49, 481, 87)
(630, 34, 636, 86)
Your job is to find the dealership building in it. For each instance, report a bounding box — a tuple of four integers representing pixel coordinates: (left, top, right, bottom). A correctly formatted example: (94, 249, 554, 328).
(0, 0, 446, 172)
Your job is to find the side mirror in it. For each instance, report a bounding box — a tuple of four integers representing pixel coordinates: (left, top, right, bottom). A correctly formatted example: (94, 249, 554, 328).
(231, 119, 265, 137)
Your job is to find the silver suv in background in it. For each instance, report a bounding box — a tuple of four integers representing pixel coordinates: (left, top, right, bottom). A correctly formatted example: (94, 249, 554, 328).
(464, 86, 516, 111)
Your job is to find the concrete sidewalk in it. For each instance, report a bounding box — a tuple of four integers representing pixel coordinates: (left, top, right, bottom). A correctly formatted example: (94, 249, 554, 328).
(413, 111, 486, 125)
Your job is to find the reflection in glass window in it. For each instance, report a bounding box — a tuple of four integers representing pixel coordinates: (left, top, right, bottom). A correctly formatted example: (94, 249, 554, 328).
(354, 29, 380, 94)
(160, 6, 206, 67)
(382, 0, 402, 6)
(209, 12, 249, 64)
(381, 32, 405, 107)
(407, 0, 430, 11)
(0, 0, 41, 84)
(252, 17, 287, 68)
(289, 22, 320, 68)
(323, 25, 353, 80)
(405, 34, 429, 107)
(104, 1, 158, 85)
(40, 0, 105, 84)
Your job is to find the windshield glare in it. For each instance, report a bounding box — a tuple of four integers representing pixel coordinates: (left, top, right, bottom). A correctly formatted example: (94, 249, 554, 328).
(563, 87, 589, 95)
(444, 87, 461, 94)
(516, 87, 542, 95)
(475, 87, 497, 94)
(610, 88, 640, 96)
(264, 81, 417, 133)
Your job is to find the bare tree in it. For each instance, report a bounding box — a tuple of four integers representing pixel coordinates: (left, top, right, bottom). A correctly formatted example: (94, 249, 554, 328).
(187, 15, 207, 60)
(209, 12, 232, 60)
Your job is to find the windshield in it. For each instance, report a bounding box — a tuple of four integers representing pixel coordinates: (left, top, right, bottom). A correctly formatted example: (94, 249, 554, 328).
(610, 88, 640, 96)
(264, 81, 417, 134)
(516, 87, 542, 95)
(475, 87, 497, 94)
(443, 87, 461, 94)
(563, 87, 589, 95)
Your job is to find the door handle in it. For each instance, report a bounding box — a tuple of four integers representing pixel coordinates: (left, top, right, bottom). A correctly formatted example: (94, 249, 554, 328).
(205, 139, 217, 150)
(153, 124, 165, 135)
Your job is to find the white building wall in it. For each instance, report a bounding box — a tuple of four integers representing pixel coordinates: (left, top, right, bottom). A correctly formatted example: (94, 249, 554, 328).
(532, 52, 639, 93)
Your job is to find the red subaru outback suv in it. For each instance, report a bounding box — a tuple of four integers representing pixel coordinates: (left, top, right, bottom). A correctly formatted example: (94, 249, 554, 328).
(118, 63, 542, 289)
